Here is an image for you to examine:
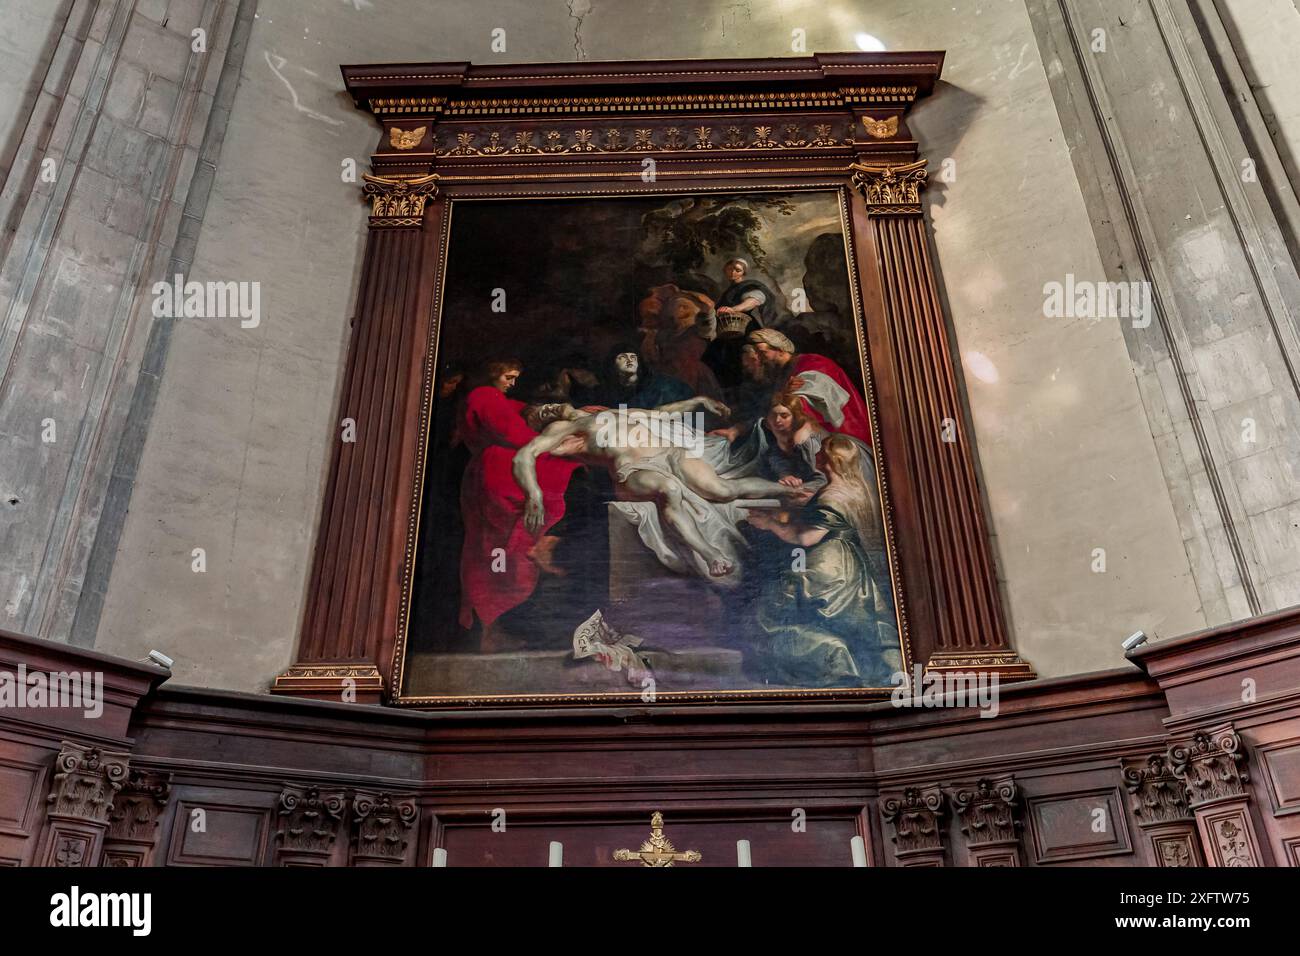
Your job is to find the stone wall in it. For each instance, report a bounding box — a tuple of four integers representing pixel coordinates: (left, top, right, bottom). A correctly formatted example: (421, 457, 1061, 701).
(1027, 0, 1300, 625)
(11, 0, 1300, 693)
(0, 0, 236, 644)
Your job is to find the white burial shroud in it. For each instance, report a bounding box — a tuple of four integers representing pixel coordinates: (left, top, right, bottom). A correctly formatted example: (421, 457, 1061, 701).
(609, 418, 769, 585)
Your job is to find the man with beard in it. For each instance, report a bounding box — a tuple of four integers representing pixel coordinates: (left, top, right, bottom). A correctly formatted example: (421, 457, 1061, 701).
(747, 328, 873, 447)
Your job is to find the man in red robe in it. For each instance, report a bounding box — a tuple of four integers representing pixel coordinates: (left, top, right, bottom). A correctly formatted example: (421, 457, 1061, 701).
(457, 361, 580, 649)
(747, 329, 873, 447)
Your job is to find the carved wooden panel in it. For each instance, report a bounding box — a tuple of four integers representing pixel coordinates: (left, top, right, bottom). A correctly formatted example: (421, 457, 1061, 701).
(1149, 826, 1204, 867)
(1027, 788, 1133, 863)
(1197, 805, 1265, 867)
(164, 800, 271, 867)
(0, 758, 43, 836)
(1257, 737, 1300, 815)
(1283, 836, 1300, 866)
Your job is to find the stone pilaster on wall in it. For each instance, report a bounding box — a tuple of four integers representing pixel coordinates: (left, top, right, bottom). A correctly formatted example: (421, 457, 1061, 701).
(0, 0, 241, 644)
(1027, 0, 1300, 625)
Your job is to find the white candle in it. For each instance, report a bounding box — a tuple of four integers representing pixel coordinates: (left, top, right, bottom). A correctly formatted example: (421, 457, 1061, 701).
(432, 847, 447, 867)
(736, 839, 752, 867)
(549, 841, 564, 867)
(850, 835, 868, 867)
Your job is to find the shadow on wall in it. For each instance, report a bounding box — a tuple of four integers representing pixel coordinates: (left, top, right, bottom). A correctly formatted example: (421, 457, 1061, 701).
(908, 80, 985, 214)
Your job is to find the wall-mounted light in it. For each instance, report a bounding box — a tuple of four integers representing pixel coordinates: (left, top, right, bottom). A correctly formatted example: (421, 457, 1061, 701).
(855, 33, 886, 52)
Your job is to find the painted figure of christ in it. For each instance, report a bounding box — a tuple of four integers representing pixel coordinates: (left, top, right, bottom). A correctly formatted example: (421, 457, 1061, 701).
(513, 397, 793, 577)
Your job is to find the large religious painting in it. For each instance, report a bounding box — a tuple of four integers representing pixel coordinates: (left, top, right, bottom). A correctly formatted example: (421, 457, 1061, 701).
(398, 189, 907, 703)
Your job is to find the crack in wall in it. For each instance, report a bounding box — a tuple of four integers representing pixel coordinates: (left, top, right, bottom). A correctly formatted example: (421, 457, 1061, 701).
(567, 0, 591, 61)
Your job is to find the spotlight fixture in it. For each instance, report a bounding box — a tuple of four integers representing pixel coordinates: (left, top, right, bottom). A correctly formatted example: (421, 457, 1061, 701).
(1121, 631, 1148, 653)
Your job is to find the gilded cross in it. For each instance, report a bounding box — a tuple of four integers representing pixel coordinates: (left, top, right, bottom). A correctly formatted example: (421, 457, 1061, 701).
(613, 812, 702, 867)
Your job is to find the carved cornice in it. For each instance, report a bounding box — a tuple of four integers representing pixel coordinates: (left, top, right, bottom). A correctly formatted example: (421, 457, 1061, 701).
(952, 777, 1021, 846)
(434, 122, 849, 157)
(361, 173, 439, 227)
(276, 785, 347, 854)
(46, 743, 130, 824)
(850, 158, 927, 214)
(370, 95, 447, 116)
(352, 791, 418, 862)
(107, 769, 172, 841)
(1122, 754, 1192, 825)
(880, 785, 946, 854)
(422, 87, 918, 119)
(1168, 725, 1249, 807)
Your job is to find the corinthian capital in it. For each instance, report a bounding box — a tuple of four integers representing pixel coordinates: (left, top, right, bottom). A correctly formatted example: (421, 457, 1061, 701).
(46, 742, 130, 823)
(849, 159, 927, 214)
(361, 172, 440, 226)
(881, 785, 947, 855)
(1168, 724, 1249, 808)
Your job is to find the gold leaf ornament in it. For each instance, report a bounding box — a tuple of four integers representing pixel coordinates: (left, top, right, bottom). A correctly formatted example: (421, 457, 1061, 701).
(388, 126, 427, 150)
(861, 115, 900, 140)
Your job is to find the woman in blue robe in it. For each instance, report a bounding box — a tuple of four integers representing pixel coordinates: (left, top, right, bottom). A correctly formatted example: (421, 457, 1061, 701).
(744, 434, 901, 687)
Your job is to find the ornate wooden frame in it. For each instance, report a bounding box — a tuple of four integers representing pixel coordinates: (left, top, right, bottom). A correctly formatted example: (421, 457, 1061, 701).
(271, 53, 1035, 707)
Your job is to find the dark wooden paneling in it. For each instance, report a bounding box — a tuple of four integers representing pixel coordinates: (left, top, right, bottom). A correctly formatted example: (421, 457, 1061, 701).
(7, 603, 1300, 868)
(1027, 788, 1132, 864)
(164, 798, 272, 867)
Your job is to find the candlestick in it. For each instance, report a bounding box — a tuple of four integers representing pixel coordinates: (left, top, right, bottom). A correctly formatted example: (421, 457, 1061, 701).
(549, 841, 563, 867)
(850, 835, 867, 867)
(736, 839, 752, 867)
(432, 847, 447, 867)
